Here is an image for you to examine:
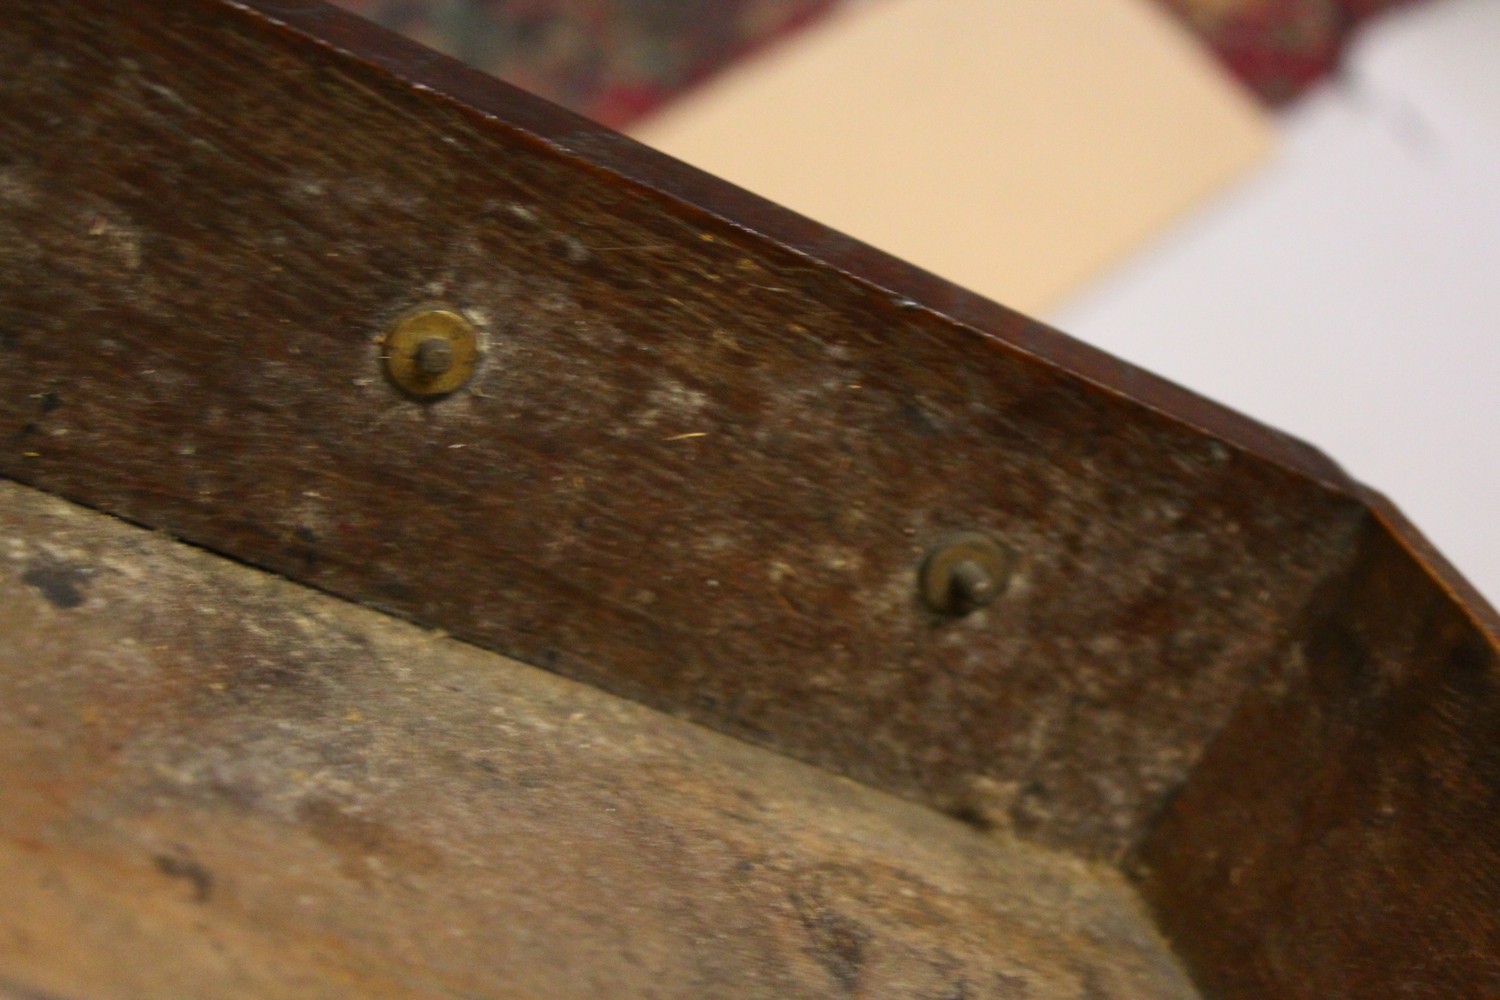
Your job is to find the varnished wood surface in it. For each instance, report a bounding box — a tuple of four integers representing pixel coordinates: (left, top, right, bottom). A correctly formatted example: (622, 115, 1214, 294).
(0, 481, 1199, 1000)
(0, 0, 1367, 862)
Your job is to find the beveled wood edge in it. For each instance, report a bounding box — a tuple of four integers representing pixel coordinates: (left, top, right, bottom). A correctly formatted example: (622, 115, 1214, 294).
(1358, 486, 1500, 640)
(227, 0, 1347, 490)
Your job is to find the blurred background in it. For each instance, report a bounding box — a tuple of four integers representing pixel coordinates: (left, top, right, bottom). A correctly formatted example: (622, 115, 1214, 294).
(334, 0, 1498, 603)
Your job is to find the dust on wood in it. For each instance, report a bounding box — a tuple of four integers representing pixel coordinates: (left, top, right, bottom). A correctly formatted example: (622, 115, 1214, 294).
(0, 480, 1200, 1000)
(0, 0, 1369, 862)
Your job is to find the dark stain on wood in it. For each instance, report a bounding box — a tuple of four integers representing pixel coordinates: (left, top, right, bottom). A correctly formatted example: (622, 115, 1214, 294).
(153, 851, 214, 904)
(791, 887, 873, 993)
(20, 562, 92, 610)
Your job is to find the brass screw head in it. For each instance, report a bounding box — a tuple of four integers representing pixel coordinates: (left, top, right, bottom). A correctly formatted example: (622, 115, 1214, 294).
(414, 336, 455, 376)
(920, 532, 1016, 615)
(382, 308, 479, 397)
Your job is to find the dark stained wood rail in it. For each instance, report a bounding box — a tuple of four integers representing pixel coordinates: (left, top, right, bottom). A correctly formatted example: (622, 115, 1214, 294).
(1133, 500, 1500, 999)
(0, 1, 1495, 997)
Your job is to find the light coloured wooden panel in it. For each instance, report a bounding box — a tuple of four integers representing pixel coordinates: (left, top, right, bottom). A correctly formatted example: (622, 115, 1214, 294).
(0, 481, 1198, 1000)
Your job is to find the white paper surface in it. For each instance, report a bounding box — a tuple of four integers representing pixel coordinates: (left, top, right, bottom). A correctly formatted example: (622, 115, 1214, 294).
(1056, 0, 1500, 602)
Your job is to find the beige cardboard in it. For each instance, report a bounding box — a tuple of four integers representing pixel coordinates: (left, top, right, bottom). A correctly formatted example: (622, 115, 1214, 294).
(631, 0, 1272, 315)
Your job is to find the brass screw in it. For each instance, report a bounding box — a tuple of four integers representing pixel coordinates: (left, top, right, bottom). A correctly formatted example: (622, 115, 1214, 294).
(415, 337, 455, 377)
(950, 559, 997, 607)
(921, 533, 1015, 615)
(381, 308, 479, 397)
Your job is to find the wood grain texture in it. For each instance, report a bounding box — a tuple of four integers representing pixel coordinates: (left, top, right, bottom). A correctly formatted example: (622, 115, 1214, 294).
(1132, 509, 1500, 998)
(0, 480, 1200, 1000)
(0, 0, 1367, 861)
(2, 4, 1499, 999)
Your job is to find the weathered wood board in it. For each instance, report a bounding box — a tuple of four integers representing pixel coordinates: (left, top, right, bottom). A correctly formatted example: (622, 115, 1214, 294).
(1131, 505, 1500, 999)
(0, 481, 1198, 1000)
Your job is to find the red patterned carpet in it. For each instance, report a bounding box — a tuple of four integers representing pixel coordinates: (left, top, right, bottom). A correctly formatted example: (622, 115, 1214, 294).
(330, 0, 1430, 127)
